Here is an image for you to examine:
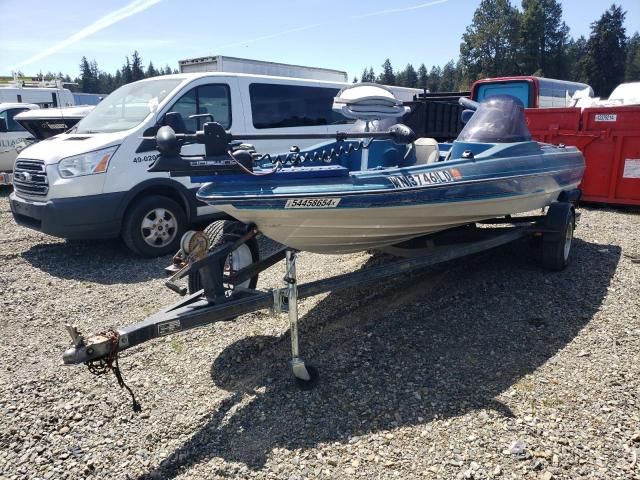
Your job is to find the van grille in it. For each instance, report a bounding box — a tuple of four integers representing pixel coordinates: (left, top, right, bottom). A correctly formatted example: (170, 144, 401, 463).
(14, 160, 48, 196)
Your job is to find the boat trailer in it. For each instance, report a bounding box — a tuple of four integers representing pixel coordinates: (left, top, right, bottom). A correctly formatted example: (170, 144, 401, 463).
(62, 203, 577, 410)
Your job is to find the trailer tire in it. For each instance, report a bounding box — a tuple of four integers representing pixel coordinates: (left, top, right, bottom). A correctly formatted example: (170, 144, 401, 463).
(541, 202, 575, 271)
(188, 220, 260, 295)
(122, 195, 187, 257)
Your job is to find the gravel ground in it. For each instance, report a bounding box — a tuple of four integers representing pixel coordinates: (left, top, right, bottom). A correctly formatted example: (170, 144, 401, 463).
(0, 186, 639, 480)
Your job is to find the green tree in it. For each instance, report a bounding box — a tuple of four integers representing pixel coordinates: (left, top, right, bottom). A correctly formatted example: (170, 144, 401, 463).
(626, 32, 640, 81)
(417, 64, 428, 89)
(79, 56, 98, 92)
(360, 67, 376, 83)
(403, 64, 418, 88)
(584, 4, 627, 96)
(440, 60, 459, 91)
(460, 0, 521, 80)
(122, 57, 133, 84)
(427, 66, 442, 92)
(146, 61, 159, 78)
(519, 0, 569, 77)
(378, 59, 396, 85)
(566, 36, 588, 82)
(131, 50, 145, 81)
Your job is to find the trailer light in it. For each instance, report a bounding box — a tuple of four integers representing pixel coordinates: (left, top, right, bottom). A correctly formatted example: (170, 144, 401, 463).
(58, 146, 119, 178)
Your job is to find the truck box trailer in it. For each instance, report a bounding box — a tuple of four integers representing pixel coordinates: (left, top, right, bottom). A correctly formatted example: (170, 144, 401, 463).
(178, 55, 348, 82)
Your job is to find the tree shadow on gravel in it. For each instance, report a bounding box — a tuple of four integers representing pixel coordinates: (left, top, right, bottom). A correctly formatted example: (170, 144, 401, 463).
(20, 240, 169, 284)
(139, 237, 620, 477)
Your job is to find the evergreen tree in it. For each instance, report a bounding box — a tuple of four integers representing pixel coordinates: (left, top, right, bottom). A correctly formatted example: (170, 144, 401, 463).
(131, 51, 145, 81)
(114, 70, 123, 88)
(427, 66, 442, 92)
(146, 61, 158, 78)
(378, 59, 396, 85)
(519, 0, 569, 77)
(417, 64, 428, 90)
(402, 64, 418, 88)
(440, 60, 458, 91)
(79, 56, 98, 92)
(566, 36, 588, 82)
(122, 57, 133, 84)
(584, 4, 627, 96)
(352, 76, 358, 83)
(460, 0, 521, 80)
(626, 32, 640, 81)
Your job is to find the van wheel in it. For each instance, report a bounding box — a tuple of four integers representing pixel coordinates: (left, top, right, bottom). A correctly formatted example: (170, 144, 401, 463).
(122, 195, 187, 257)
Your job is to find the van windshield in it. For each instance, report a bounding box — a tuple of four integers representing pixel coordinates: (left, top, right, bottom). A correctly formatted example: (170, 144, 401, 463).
(75, 79, 181, 133)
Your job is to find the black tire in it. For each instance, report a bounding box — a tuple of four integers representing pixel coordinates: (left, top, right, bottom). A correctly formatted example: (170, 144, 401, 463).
(187, 220, 260, 295)
(541, 202, 575, 271)
(122, 195, 187, 257)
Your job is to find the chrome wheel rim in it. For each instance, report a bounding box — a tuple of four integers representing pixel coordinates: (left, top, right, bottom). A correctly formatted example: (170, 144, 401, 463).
(224, 244, 254, 291)
(563, 218, 573, 261)
(140, 208, 178, 248)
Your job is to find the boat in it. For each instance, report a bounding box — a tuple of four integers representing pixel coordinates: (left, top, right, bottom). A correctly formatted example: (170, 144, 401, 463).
(60, 88, 586, 393)
(178, 87, 585, 254)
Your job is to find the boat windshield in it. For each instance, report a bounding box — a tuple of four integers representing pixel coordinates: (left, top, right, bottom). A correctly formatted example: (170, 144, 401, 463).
(75, 78, 181, 134)
(457, 95, 531, 143)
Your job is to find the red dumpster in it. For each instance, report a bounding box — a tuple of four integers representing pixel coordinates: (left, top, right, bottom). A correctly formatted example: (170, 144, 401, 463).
(526, 106, 640, 206)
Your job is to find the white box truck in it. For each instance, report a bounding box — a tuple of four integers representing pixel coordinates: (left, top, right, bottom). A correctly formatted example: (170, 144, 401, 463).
(178, 55, 348, 82)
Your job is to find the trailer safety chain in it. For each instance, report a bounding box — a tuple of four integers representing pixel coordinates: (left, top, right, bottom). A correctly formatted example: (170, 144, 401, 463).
(85, 329, 141, 413)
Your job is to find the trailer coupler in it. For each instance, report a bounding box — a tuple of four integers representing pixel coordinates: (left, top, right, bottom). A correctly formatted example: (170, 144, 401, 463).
(63, 325, 140, 412)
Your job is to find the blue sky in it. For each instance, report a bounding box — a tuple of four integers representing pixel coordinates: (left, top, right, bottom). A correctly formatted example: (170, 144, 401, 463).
(1, 0, 638, 79)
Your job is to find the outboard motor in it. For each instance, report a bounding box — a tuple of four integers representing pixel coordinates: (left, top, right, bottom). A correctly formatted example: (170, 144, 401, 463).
(332, 83, 414, 168)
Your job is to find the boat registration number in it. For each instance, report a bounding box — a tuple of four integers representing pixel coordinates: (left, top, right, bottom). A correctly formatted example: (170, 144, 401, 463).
(388, 169, 461, 189)
(285, 198, 341, 209)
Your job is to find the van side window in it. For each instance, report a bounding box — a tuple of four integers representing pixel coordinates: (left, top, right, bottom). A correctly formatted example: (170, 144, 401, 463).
(1, 108, 29, 132)
(167, 84, 231, 132)
(249, 83, 351, 129)
(169, 89, 198, 132)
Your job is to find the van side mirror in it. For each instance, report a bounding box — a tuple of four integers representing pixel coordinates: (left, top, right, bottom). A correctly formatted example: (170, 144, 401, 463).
(162, 111, 188, 134)
(142, 125, 159, 137)
(0, 118, 7, 132)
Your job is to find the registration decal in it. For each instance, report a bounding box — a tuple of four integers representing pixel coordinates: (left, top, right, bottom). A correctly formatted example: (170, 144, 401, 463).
(285, 198, 341, 209)
(623, 159, 640, 179)
(594, 113, 617, 122)
(388, 169, 460, 189)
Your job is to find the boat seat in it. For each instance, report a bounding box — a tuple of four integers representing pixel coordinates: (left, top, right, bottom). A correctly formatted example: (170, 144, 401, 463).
(413, 138, 440, 164)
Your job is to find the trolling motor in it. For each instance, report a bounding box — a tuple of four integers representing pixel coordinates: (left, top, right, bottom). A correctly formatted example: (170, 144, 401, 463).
(146, 114, 416, 178)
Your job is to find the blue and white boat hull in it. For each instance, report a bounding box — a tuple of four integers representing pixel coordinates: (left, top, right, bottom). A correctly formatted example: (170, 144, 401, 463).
(197, 142, 584, 253)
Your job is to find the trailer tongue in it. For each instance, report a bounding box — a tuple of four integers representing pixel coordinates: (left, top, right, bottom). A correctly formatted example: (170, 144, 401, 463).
(62, 218, 563, 410)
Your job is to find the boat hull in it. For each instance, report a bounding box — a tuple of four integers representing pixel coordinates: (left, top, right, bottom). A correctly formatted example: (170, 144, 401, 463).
(215, 184, 578, 253)
(197, 141, 585, 254)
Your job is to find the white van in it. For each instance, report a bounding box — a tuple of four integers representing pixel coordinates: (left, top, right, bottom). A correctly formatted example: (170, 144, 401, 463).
(0, 80, 78, 182)
(10, 72, 419, 256)
(0, 103, 40, 180)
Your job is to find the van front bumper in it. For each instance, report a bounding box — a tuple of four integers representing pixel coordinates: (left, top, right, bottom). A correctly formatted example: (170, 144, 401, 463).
(9, 192, 124, 240)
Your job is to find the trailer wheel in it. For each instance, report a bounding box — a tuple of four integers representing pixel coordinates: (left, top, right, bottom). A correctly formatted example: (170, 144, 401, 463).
(122, 195, 187, 257)
(541, 202, 575, 271)
(188, 220, 260, 295)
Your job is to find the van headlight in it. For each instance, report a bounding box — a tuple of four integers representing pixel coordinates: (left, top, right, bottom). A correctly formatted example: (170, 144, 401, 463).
(58, 146, 119, 178)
